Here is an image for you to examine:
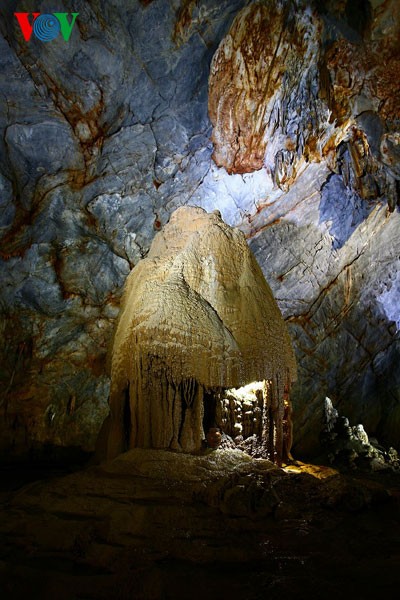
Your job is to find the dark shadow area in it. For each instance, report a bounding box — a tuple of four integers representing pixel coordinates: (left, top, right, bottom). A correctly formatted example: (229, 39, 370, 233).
(315, 0, 373, 38)
(345, 0, 373, 37)
(0, 449, 399, 600)
(202, 388, 218, 433)
(0, 444, 91, 493)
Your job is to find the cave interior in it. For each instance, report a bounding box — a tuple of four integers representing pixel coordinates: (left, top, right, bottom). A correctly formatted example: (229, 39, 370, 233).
(0, 0, 399, 598)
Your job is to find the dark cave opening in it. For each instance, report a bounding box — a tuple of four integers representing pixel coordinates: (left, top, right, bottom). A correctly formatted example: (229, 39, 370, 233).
(345, 0, 373, 37)
(123, 385, 131, 451)
(202, 388, 218, 434)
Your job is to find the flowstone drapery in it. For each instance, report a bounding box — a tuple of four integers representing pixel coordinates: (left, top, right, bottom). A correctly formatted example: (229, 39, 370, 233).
(102, 207, 296, 463)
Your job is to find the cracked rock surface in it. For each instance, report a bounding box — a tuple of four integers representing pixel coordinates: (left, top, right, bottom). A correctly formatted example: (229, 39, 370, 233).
(0, 0, 399, 457)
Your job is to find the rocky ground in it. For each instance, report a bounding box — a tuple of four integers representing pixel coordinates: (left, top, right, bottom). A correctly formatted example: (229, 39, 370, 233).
(0, 448, 399, 599)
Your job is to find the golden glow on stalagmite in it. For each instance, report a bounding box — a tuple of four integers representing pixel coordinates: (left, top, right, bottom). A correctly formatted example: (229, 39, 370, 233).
(102, 207, 296, 464)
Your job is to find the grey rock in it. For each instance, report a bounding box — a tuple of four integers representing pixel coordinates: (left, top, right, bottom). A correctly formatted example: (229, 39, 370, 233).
(0, 173, 14, 234)
(5, 119, 83, 208)
(321, 396, 399, 471)
(57, 238, 130, 305)
(87, 192, 153, 264)
(3, 244, 65, 315)
(320, 174, 373, 249)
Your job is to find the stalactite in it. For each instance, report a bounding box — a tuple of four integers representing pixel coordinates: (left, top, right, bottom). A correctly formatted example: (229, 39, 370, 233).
(101, 207, 296, 462)
(274, 374, 284, 468)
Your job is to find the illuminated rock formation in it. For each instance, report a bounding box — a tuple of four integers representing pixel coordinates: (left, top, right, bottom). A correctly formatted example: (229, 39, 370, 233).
(208, 1, 321, 176)
(105, 207, 296, 461)
(209, 0, 399, 200)
(209, 0, 399, 205)
(208, 0, 400, 455)
(1, 0, 399, 459)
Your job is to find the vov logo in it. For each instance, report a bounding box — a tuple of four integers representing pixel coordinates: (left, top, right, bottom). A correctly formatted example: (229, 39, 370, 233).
(14, 12, 79, 42)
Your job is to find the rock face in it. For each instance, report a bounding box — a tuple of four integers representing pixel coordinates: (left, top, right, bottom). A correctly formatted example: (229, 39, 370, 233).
(208, 0, 400, 455)
(208, 1, 322, 176)
(103, 207, 296, 461)
(320, 397, 400, 471)
(0, 0, 399, 458)
(209, 0, 400, 203)
(0, 0, 248, 455)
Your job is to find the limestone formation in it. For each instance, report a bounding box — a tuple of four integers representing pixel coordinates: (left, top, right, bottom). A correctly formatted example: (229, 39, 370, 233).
(2, 448, 399, 599)
(209, 0, 399, 206)
(104, 207, 296, 461)
(208, 0, 400, 454)
(0, 0, 399, 459)
(321, 397, 400, 471)
(208, 1, 323, 176)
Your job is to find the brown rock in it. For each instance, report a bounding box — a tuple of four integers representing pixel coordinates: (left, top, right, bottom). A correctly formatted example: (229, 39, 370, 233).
(209, 0, 400, 208)
(208, 2, 319, 175)
(209, 3, 292, 173)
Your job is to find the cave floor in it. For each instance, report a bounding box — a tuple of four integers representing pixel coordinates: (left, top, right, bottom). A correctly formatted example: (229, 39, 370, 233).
(0, 449, 399, 600)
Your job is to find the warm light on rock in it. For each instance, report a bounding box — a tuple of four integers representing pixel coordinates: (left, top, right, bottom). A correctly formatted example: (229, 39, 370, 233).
(101, 207, 296, 462)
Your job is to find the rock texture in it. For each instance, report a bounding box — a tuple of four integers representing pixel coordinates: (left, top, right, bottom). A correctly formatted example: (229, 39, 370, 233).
(0, 0, 399, 458)
(103, 207, 296, 461)
(209, 1, 323, 176)
(0, 0, 247, 455)
(320, 396, 400, 471)
(209, 0, 400, 203)
(208, 0, 400, 454)
(1, 449, 399, 599)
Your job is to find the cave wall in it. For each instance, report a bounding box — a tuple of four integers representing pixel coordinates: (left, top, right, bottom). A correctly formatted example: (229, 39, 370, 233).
(0, 0, 399, 457)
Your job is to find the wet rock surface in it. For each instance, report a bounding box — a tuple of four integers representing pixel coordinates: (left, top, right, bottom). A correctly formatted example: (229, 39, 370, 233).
(0, 449, 399, 599)
(0, 0, 399, 458)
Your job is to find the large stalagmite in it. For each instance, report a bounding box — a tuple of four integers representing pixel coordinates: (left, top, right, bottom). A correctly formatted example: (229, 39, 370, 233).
(103, 207, 296, 460)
